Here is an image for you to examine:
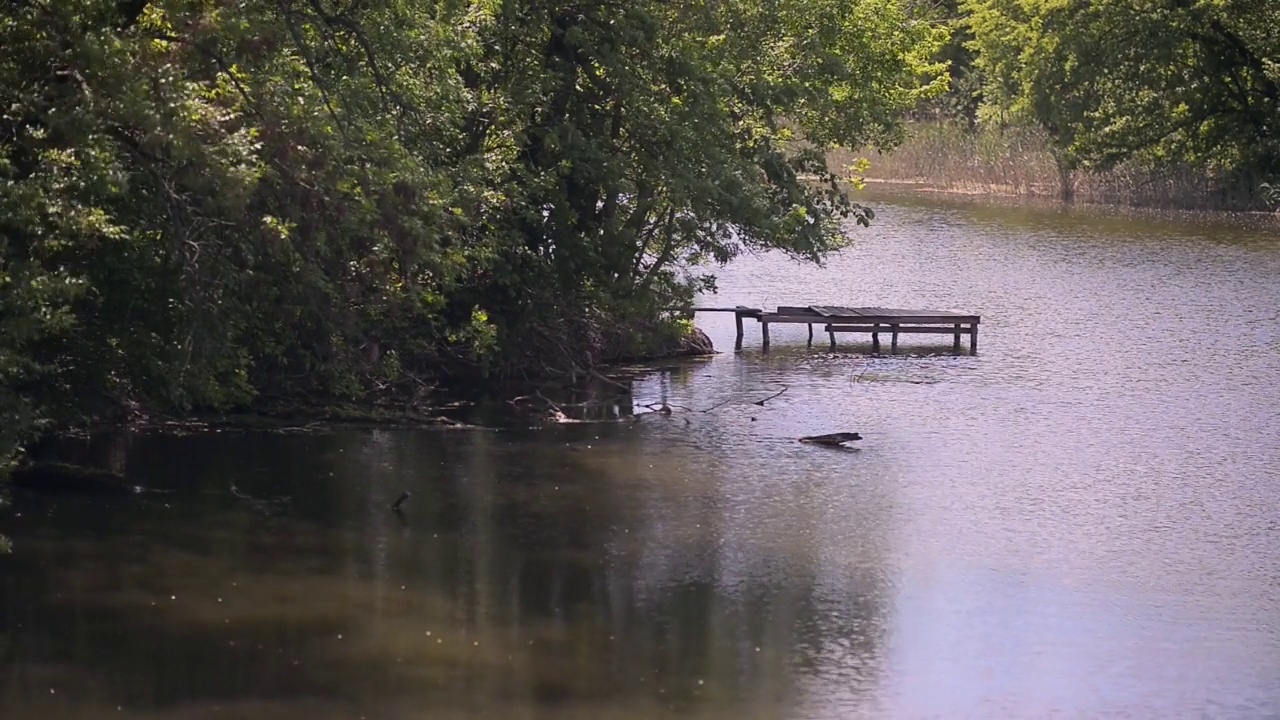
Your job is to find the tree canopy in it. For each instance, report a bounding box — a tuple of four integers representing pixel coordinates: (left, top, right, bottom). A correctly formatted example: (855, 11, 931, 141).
(1, 0, 944, 460)
(961, 0, 1280, 183)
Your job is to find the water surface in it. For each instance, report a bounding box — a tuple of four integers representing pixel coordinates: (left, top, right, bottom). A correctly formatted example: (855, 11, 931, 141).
(3, 192, 1279, 719)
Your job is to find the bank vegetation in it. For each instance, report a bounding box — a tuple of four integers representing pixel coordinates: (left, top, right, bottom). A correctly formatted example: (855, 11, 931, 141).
(0, 0, 946, 468)
(844, 0, 1280, 212)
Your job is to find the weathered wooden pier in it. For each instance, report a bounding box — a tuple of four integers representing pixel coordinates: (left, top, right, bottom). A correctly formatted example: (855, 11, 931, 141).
(693, 305, 980, 354)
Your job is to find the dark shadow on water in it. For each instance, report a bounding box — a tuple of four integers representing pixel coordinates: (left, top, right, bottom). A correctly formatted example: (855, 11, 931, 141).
(0, 426, 894, 719)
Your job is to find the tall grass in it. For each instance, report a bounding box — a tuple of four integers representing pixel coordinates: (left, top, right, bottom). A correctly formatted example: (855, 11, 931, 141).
(834, 122, 1271, 212)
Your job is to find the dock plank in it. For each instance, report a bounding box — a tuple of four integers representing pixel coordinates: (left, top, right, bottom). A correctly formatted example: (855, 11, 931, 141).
(824, 325, 975, 335)
(777, 306, 822, 316)
(853, 315, 980, 324)
(811, 305, 973, 319)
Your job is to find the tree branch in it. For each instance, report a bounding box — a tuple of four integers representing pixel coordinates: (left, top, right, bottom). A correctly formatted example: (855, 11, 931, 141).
(636, 207, 679, 293)
(751, 386, 787, 406)
(279, 0, 348, 138)
(306, 0, 419, 128)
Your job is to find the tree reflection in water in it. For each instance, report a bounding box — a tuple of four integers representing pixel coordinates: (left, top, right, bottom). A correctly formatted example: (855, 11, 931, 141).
(0, 417, 896, 719)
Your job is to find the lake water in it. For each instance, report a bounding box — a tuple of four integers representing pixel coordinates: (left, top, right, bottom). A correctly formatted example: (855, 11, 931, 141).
(3, 191, 1279, 719)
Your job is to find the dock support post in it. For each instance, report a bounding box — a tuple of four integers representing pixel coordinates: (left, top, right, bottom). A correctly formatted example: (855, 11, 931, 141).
(871, 324, 881, 354)
(761, 321, 770, 352)
(734, 311, 744, 352)
(891, 324, 899, 355)
(807, 324, 813, 347)
(828, 325, 836, 350)
(970, 324, 979, 355)
(952, 324, 962, 354)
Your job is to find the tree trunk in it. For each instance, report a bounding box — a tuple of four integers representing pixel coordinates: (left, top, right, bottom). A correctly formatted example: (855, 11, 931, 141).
(1056, 155, 1076, 204)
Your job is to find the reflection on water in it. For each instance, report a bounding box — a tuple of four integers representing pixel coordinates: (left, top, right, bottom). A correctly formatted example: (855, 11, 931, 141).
(2, 429, 882, 720)
(3, 194, 1280, 719)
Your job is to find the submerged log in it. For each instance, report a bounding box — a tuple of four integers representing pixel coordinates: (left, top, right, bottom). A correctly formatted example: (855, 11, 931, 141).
(229, 483, 291, 516)
(10, 462, 138, 495)
(391, 491, 410, 512)
(798, 432, 863, 446)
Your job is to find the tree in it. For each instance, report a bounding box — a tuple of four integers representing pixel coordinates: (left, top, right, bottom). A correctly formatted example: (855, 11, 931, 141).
(1, 0, 944, 464)
(904, 0, 985, 127)
(458, 0, 947, 367)
(962, 0, 1280, 200)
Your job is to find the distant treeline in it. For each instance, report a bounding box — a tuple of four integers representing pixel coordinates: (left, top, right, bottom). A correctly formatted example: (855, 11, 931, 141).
(843, 122, 1273, 211)
(852, 0, 1280, 211)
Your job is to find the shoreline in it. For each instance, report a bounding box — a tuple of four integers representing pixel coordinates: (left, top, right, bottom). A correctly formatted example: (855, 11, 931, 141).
(2, 348, 720, 486)
(833, 120, 1276, 214)
(854, 178, 1280, 220)
(1, 324, 718, 477)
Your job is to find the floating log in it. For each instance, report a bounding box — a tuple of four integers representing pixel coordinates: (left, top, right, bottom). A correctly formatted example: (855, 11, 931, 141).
(798, 432, 863, 446)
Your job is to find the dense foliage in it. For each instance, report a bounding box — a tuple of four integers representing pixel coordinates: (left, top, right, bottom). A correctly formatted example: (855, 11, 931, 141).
(958, 0, 1280, 197)
(0, 0, 943, 460)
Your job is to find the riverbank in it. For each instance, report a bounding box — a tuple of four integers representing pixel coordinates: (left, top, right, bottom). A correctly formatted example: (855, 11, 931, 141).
(835, 121, 1275, 212)
(0, 318, 715, 478)
(0, 325, 717, 492)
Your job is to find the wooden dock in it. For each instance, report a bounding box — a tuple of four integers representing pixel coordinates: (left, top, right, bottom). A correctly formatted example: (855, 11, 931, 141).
(693, 305, 980, 354)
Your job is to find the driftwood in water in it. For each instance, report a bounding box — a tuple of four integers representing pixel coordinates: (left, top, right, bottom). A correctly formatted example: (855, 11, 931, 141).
(752, 386, 788, 406)
(637, 385, 789, 416)
(10, 462, 137, 495)
(798, 432, 863, 446)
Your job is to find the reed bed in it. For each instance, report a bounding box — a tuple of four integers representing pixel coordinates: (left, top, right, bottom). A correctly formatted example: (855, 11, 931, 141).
(833, 122, 1271, 212)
